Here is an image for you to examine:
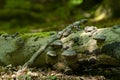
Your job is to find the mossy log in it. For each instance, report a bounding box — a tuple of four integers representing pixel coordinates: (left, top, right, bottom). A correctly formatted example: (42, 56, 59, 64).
(0, 20, 120, 73)
(0, 32, 56, 67)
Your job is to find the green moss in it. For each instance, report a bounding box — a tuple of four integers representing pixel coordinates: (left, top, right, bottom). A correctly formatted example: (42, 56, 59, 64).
(21, 31, 56, 40)
(0, 31, 6, 34)
(0, 31, 55, 66)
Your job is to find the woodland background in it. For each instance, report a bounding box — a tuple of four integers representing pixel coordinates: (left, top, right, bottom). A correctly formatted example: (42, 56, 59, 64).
(0, 0, 120, 33)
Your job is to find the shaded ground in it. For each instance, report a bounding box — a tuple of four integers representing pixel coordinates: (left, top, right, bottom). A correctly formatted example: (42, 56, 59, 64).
(1, 64, 120, 80)
(0, 65, 106, 80)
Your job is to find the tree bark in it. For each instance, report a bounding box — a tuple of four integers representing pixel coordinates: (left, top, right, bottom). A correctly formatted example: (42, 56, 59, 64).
(23, 19, 88, 68)
(0, 20, 120, 72)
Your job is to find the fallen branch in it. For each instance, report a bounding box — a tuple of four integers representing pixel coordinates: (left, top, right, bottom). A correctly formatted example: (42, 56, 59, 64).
(23, 19, 88, 68)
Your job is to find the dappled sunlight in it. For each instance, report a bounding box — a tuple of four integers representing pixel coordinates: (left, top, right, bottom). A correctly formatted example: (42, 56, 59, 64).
(80, 32, 87, 36)
(93, 11, 107, 21)
(91, 6, 111, 22)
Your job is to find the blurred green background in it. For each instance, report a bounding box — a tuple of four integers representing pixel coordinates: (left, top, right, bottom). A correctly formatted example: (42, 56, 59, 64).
(0, 0, 120, 33)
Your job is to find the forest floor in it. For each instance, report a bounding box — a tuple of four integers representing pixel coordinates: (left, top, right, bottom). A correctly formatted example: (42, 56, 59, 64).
(0, 65, 105, 80)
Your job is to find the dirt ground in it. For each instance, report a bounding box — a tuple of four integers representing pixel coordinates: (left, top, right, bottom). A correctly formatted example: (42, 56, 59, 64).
(0, 65, 106, 80)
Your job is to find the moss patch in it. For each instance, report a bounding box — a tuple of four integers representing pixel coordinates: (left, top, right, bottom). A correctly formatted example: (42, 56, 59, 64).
(21, 31, 56, 40)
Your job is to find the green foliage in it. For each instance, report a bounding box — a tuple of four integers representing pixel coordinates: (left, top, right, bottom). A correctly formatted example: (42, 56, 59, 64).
(5, 0, 31, 10)
(1, 0, 120, 33)
(0, 0, 87, 33)
(69, 0, 83, 5)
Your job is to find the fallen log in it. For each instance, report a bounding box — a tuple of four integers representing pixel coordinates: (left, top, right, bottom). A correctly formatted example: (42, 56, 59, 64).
(0, 20, 120, 73)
